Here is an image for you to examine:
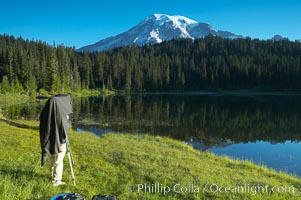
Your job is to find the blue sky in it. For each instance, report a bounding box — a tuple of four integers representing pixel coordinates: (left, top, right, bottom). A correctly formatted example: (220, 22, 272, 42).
(0, 0, 300, 48)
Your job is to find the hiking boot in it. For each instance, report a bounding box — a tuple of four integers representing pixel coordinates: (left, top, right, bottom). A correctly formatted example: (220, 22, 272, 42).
(52, 180, 66, 187)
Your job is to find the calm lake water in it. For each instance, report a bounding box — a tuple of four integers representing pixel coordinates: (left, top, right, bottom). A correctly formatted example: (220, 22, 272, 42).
(3, 94, 301, 177)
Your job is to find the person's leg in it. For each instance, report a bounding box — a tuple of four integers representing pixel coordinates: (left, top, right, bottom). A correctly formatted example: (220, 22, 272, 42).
(51, 143, 67, 185)
(49, 154, 56, 180)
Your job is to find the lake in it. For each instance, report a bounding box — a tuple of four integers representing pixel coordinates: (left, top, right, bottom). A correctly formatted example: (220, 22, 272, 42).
(2, 94, 301, 177)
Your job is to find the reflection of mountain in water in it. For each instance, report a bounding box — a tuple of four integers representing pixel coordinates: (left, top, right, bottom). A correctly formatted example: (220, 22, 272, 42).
(186, 138, 233, 151)
(76, 126, 112, 136)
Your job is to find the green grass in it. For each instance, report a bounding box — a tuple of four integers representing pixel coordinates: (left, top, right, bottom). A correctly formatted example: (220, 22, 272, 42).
(0, 89, 115, 105)
(0, 121, 300, 200)
(69, 89, 101, 97)
(70, 88, 115, 97)
(0, 108, 4, 119)
(0, 93, 30, 104)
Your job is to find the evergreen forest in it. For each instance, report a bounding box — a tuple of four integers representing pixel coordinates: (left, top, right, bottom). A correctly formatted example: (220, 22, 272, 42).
(0, 34, 300, 94)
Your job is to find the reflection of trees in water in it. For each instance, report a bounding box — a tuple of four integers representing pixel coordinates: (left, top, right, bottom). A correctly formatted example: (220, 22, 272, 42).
(2, 102, 43, 120)
(72, 95, 301, 144)
(4, 95, 301, 144)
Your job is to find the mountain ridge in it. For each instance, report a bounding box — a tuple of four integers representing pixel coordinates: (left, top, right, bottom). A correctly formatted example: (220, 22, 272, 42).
(77, 14, 241, 52)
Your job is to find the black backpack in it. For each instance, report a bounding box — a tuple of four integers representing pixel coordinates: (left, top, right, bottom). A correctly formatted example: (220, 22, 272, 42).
(91, 195, 117, 200)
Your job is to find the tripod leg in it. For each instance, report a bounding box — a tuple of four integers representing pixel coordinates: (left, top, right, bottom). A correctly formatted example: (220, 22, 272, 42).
(66, 139, 74, 165)
(67, 151, 76, 186)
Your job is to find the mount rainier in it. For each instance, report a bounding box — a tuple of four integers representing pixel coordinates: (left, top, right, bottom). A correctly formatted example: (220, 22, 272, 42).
(78, 14, 241, 52)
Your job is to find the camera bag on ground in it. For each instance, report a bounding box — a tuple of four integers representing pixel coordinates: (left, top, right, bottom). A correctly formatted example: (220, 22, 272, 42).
(50, 193, 86, 200)
(91, 195, 117, 200)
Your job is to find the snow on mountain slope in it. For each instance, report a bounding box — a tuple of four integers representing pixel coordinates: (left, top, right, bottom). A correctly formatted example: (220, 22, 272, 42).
(77, 14, 240, 52)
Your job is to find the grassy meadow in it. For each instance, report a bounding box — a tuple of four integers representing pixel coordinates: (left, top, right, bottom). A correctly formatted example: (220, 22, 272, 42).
(0, 120, 301, 200)
(0, 93, 30, 105)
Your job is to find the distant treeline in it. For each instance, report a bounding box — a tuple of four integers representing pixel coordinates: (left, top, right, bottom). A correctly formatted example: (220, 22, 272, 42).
(0, 34, 301, 93)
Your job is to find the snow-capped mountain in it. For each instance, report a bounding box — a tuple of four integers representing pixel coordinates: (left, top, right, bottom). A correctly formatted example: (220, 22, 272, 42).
(77, 14, 240, 52)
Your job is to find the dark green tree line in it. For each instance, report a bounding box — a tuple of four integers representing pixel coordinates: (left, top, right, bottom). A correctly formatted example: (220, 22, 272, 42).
(0, 34, 301, 93)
